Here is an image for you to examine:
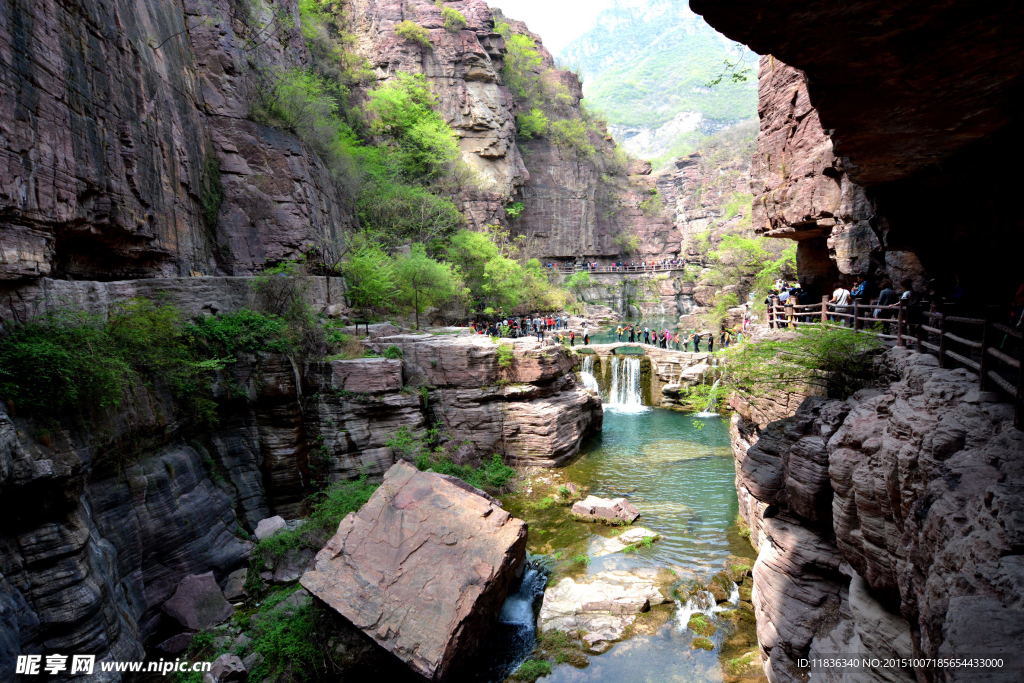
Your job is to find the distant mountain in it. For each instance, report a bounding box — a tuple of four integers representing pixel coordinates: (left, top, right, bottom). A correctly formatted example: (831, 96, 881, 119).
(559, 0, 757, 164)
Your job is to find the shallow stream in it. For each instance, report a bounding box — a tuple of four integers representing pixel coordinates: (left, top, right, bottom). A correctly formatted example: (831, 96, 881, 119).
(499, 397, 761, 682)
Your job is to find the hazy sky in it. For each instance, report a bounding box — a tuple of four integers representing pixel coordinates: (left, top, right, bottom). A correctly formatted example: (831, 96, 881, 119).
(486, 0, 618, 55)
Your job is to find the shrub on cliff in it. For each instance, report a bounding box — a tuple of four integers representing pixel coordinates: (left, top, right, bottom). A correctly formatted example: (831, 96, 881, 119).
(0, 300, 205, 420)
(395, 20, 431, 47)
(722, 325, 883, 399)
(516, 108, 549, 139)
(441, 6, 467, 32)
(364, 72, 460, 179)
(550, 119, 596, 159)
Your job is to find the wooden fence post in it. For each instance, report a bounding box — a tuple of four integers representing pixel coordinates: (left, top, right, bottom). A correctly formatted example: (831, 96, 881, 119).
(853, 301, 860, 332)
(937, 306, 948, 368)
(897, 300, 906, 346)
(916, 311, 925, 353)
(979, 311, 991, 390)
(1016, 348, 1023, 429)
(821, 295, 829, 323)
(786, 302, 794, 329)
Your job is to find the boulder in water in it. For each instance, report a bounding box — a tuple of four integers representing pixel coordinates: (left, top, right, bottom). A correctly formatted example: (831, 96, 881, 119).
(301, 461, 528, 681)
(571, 495, 640, 524)
(593, 527, 660, 556)
(538, 570, 670, 652)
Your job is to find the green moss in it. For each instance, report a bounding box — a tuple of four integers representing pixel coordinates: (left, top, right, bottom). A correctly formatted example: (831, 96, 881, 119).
(692, 636, 715, 651)
(687, 613, 718, 638)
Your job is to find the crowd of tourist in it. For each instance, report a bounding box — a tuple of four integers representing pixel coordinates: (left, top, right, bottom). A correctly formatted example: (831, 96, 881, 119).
(545, 259, 688, 272)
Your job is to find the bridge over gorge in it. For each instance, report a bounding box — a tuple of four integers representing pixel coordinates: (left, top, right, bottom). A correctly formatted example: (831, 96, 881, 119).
(770, 297, 1023, 427)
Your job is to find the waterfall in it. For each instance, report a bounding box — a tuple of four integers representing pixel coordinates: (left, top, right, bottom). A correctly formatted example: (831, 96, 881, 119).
(675, 579, 741, 633)
(606, 356, 648, 413)
(695, 378, 721, 418)
(580, 355, 600, 392)
(470, 563, 548, 682)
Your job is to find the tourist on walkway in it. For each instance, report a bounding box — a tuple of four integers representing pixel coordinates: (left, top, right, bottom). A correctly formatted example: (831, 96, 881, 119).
(569, 330, 575, 346)
(693, 333, 701, 352)
(874, 279, 898, 332)
(628, 325, 636, 343)
(708, 334, 715, 353)
(830, 282, 852, 325)
(674, 332, 681, 350)
(584, 330, 590, 345)
(616, 325, 624, 342)
(643, 327, 650, 344)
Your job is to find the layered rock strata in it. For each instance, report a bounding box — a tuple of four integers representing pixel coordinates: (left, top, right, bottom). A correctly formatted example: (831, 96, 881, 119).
(730, 348, 1024, 683)
(0, 328, 599, 679)
(301, 461, 528, 681)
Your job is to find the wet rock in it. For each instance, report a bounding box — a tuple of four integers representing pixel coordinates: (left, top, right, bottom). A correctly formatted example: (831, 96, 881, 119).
(538, 570, 670, 652)
(162, 572, 234, 631)
(202, 654, 245, 683)
(301, 461, 527, 681)
(223, 568, 248, 601)
(156, 632, 195, 654)
(593, 528, 660, 556)
(571, 495, 640, 524)
(254, 516, 287, 541)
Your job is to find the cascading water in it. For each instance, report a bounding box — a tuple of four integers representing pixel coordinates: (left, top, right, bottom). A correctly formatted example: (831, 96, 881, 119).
(675, 578, 741, 633)
(695, 378, 721, 418)
(605, 356, 648, 413)
(470, 562, 549, 682)
(580, 355, 600, 392)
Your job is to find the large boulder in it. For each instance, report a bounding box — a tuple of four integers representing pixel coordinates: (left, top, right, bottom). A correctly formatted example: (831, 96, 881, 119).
(254, 515, 287, 541)
(162, 572, 234, 631)
(301, 461, 528, 681)
(571, 495, 640, 524)
(538, 570, 671, 652)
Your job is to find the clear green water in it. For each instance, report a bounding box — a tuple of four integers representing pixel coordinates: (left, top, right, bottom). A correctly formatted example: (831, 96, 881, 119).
(502, 409, 760, 683)
(565, 410, 752, 577)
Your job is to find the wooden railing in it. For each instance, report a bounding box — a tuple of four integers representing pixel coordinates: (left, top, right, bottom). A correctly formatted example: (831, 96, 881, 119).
(549, 264, 688, 274)
(770, 298, 1023, 427)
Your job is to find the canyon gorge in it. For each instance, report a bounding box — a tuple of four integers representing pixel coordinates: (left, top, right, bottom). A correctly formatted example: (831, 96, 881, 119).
(1, 0, 1023, 682)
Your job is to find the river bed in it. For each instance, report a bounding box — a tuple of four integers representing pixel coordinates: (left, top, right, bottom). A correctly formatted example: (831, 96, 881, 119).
(500, 397, 763, 683)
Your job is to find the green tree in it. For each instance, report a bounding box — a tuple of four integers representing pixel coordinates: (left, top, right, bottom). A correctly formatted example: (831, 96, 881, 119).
(564, 271, 591, 300)
(342, 243, 397, 315)
(445, 229, 525, 312)
(393, 244, 465, 328)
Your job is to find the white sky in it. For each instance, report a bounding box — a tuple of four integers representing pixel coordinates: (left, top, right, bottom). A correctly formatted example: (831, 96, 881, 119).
(486, 0, 617, 55)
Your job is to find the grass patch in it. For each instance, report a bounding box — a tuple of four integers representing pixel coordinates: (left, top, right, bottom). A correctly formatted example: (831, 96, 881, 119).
(571, 553, 590, 567)
(246, 478, 379, 596)
(510, 658, 551, 682)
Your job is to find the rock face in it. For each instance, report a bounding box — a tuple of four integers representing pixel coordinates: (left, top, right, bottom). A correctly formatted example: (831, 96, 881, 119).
(571, 495, 640, 524)
(730, 348, 1024, 682)
(0, 326, 598, 677)
(537, 570, 670, 652)
(693, 1, 1024, 298)
(301, 461, 528, 681)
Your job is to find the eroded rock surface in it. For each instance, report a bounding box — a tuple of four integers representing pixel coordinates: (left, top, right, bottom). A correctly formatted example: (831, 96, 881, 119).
(571, 495, 640, 524)
(730, 348, 1024, 682)
(301, 461, 528, 681)
(538, 570, 670, 652)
